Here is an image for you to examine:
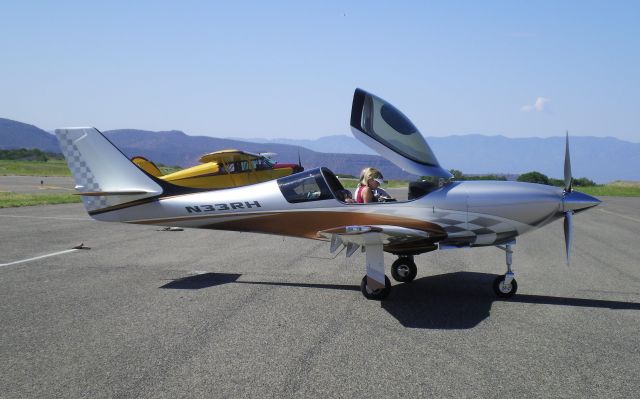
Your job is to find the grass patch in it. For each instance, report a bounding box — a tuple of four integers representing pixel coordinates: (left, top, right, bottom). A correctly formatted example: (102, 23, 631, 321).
(607, 180, 640, 188)
(0, 159, 182, 177)
(0, 159, 71, 176)
(0, 192, 82, 208)
(578, 185, 640, 197)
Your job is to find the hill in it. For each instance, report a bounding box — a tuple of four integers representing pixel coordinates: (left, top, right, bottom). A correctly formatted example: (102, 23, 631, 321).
(1, 117, 638, 182)
(427, 135, 640, 184)
(252, 134, 640, 183)
(0, 118, 59, 152)
(103, 129, 411, 179)
(237, 135, 375, 155)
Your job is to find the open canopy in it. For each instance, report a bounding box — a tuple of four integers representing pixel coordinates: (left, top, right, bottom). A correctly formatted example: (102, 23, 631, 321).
(350, 88, 452, 179)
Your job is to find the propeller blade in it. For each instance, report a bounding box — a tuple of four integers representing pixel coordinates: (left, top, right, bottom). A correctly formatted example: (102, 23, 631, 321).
(564, 131, 572, 192)
(298, 150, 302, 168)
(563, 211, 573, 266)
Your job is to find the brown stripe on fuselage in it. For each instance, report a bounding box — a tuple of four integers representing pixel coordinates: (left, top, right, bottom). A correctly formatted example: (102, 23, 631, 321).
(197, 211, 446, 240)
(88, 196, 161, 215)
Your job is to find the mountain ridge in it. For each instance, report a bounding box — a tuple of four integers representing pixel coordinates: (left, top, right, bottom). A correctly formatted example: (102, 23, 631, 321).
(1, 117, 638, 183)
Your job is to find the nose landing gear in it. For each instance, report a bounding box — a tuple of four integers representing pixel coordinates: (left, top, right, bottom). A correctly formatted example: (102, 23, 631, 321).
(493, 242, 518, 298)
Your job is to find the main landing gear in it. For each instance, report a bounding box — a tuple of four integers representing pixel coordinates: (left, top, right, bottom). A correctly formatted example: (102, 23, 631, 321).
(493, 242, 518, 298)
(360, 275, 391, 300)
(359, 254, 417, 300)
(391, 256, 417, 283)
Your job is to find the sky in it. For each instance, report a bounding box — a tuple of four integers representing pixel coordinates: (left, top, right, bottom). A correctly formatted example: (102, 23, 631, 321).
(1, 1, 639, 142)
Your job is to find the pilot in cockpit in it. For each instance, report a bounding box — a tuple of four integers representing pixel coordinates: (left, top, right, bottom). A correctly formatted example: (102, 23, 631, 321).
(355, 167, 394, 203)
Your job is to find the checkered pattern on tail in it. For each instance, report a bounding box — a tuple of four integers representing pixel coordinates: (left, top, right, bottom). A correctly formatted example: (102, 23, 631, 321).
(431, 212, 518, 246)
(58, 131, 108, 211)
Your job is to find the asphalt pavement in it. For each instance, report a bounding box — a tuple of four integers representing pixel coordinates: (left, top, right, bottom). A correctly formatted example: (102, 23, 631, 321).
(0, 175, 76, 194)
(0, 195, 639, 398)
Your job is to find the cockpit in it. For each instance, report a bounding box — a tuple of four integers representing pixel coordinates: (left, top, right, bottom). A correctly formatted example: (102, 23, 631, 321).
(277, 167, 444, 204)
(277, 168, 340, 203)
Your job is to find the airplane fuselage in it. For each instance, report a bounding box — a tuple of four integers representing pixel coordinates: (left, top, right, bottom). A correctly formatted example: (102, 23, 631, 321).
(88, 172, 582, 254)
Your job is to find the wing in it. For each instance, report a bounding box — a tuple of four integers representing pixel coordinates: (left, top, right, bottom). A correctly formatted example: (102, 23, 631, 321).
(318, 225, 437, 256)
(199, 149, 261, 164)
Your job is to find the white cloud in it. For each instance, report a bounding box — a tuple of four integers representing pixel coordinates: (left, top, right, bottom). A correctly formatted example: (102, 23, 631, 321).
(521, 105, 534, 112)
(521, 97, 550, 112)
(534, 97, 550, 111)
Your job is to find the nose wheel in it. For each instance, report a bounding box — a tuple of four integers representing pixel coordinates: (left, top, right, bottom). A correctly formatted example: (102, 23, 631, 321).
(391, 256, 417, 282)
(493, 274, 518, 298)
(494, 241, 518, 298)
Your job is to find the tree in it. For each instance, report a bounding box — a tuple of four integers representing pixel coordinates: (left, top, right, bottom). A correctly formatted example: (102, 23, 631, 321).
(548, 178, 564, 187)
(449, 169, 463, 179)
(573, 177, 596, 187)
(517, 171, 549, 185)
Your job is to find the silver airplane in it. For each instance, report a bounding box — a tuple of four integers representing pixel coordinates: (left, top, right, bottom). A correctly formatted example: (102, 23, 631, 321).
(54, 88, 601, 300)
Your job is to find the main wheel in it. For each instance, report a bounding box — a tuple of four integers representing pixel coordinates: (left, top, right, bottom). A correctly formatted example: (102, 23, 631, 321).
(391, 258, 417, 283)
(493, 274, 518, 298)
(360, 275, 391, 300)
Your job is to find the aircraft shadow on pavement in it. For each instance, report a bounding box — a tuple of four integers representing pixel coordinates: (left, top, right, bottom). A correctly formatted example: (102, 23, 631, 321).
(382, 272, 639, 329)
(160, 271, 640, 330)
(160, 272, 359, 292)
(160, 273, 242, 289)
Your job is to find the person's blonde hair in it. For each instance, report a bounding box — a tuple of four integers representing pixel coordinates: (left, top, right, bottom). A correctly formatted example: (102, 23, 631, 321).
(359, 167, 383, 185)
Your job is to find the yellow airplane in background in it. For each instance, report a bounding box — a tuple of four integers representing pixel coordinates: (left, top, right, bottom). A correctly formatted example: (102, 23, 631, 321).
(131, 149, 303, 189)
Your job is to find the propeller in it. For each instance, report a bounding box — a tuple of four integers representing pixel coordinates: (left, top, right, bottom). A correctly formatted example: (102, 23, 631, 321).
(563, 131, 573, 265)
(559, 131, 601, 265)
(564, 131, 572, 193)
(295, 150, 304, 172)
(563, 210, 573, 265)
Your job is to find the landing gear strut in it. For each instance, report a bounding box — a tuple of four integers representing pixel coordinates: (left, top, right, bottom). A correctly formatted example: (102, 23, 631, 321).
(391, 256, 417, 283)
(493, 242, 518, 298)
(359, 240, 391, 300)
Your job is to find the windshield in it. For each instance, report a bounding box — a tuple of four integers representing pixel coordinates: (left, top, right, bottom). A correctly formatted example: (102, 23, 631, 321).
(277, 168, 334, 203)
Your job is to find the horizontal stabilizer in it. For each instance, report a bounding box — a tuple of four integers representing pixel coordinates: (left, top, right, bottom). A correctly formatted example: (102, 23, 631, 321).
(74, 190, 158, 196)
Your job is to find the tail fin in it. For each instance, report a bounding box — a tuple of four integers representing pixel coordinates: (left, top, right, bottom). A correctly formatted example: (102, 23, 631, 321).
(55, 128, 163, 215)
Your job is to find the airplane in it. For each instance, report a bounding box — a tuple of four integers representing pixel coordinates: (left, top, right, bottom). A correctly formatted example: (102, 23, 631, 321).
(131, 149, 303, 189)
(54, 88, 601, 300)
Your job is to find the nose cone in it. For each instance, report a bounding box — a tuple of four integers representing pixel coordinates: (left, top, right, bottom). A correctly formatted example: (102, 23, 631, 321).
(563, 191, 601, 213)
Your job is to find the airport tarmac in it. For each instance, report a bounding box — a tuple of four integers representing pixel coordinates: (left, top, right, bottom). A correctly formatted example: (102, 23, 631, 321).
(1, 197, 639, 398)
(0, 175, 76, 194)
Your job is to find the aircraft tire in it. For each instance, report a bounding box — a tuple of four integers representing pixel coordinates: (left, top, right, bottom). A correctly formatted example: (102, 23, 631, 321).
(360, 275, 391, 300)
(391, 258, 417, 283)
(493, 275, 518, 298)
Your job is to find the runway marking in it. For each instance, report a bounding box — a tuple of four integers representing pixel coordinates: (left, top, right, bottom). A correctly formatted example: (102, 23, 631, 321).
(598, 208, 640, 223)
(0, 249, 80, 268)
(0, 214, 92, 221)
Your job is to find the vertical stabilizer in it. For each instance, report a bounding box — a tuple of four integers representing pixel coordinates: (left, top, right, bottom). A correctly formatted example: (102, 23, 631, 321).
(55, 127, 163, 214)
